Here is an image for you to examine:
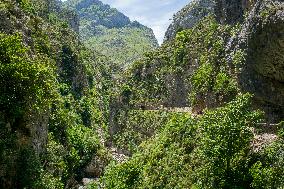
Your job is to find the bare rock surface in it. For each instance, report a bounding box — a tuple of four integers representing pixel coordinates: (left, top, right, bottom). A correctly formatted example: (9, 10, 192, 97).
(164, 0, 215, 41)
(227, 0, 284, 121)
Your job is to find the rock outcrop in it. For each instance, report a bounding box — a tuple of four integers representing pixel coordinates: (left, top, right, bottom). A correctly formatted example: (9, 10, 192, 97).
(164, 0, 284, 121)
(70, 0, 131, 29)
(228, 0, 284, 121)
(0, 3, 50, 187)
(164, 0, 215, 41)
(0, 1, 90, 188)
(214, 0, 255, 24)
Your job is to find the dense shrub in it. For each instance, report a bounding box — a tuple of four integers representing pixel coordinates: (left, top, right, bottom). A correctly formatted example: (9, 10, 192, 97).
(112, 110, 180, 153)
(194, 94, 262, 188)
(250, 138, 284, 188)
(118, 16, 238, 110)
(0, 2, 112, 187)
(102, 94, 263, 189)
(0, 33, 56, 120)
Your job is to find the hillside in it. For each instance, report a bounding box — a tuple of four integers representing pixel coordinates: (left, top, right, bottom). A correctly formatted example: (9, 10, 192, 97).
(63, 0, 158, 68)
(100, 0, 284, 188)
(0, 0, 114, 188)
(0, 0, 283, 189)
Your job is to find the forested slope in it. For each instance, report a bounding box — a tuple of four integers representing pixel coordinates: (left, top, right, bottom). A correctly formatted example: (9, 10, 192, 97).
(63, 0, 158, 68)
(0, 0, 283, 189)
(98, 0, 284, 188)
(0, 0, 114, 188)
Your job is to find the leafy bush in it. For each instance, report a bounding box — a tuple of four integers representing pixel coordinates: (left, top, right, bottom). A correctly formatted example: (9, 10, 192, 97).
(250, 139, 284, 189)
(112, 110, 179, 153)
(17, 0, 35, 13)
(35, 171, 64, 189)
(0, 1, 113, 188)
(117, 16, 238, 110)
(194, 94, 262, 188)
(0, 33, 56, 119)
(102, 94, 263, 189)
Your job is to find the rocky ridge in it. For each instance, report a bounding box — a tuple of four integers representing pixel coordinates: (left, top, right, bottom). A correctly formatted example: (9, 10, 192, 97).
(64, 0, 158, 67)
(164, 0, 215, 41)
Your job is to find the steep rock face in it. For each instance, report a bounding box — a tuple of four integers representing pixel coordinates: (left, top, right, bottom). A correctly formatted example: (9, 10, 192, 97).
(228, 0, 284, 121)
(117, 0, 283, 122)
(0, 2, 51, 187)
(215, 0, 246, 24)
(0, 1, 33, 44)
(0, 0, 48, 152)
(29, 0, 80, 32)
(164, 0, 215, 41)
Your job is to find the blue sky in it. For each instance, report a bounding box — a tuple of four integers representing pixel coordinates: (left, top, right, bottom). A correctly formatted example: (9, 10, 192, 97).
(100, 0, 190, 44)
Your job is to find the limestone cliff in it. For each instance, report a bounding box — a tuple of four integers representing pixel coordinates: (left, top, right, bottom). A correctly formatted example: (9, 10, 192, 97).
(164, 0, 215, 41)
(228, 0, 284, 121)
(119, 0, 284, 121)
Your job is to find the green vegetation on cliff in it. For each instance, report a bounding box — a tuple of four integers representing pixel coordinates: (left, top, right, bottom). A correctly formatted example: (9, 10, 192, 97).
(113, 16, 238, 111)
(0, 0, 113, 188)
(0, 0, 283, 188)
(64, 0, 158, 68)
(102, 94, 263, 189)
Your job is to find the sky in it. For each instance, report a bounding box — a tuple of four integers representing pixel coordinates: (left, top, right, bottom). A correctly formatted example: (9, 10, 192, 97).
(100, 0, 190, 44)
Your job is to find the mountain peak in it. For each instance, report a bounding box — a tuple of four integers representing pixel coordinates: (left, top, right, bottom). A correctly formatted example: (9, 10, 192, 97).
(64, 0, 158, 67)
(65, 0, 131, 29)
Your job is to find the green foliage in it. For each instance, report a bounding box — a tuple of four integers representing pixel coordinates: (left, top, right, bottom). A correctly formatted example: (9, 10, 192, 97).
(104, 160, 142, 189)
(103, 94, 263, 189)
(118, 16, 238, 110)
(47, 88, 104, 184)
(194, 94, 262, 188)
(213, 72, 237, 94)
(118, 47, 172, 106)
(250, 121, 284, 188)
(103, 113, 195, 189)
(2, 1, 282, 189)
(191, 62, 214, 93)
(0, 33, 56, 119)
(187, 17, 238, 106)
(42, 134, 67, 183)
(64, 0, 158, 67)
(84, 26, 158, 67)
(278, 121, 284, 138)
(232, 49, 246, 66)
(113, 110, 179, 153)
(0, 30, 57, 187)
(0, 1, 113, 187)
(250, 139, 284, 189)
(35, 171, 64, 189)
(67, 124, 99, 164)
(17, 0, 35, 13)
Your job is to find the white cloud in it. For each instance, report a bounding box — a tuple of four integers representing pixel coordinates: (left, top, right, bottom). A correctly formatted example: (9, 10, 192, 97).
(62, 0, 190, 44)
(101, 0, 190, 44)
